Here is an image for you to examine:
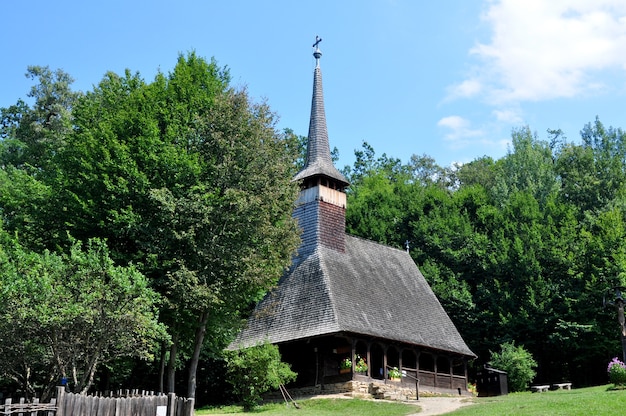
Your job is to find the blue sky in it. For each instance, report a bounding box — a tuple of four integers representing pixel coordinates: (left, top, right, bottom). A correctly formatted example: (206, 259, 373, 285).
(2, 0, 626, 170)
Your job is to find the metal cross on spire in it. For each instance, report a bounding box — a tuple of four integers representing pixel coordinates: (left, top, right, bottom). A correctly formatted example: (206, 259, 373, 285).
(313, 36, 322, 67)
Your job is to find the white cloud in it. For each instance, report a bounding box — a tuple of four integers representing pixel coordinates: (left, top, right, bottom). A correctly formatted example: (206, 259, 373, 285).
(447, 79, 483, 99)
(450, 0, 626, 104)
(492, 108, 523, 124)
(437, 115, 484, 147)
(437, 115, 511, 154)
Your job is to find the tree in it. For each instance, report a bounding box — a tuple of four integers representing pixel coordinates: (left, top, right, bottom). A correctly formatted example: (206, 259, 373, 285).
(45, 53, 300, 398)
(489, 342, 537, 392)
(225, 342, 296, 410)
(555, 117, 626, 216)
(492, 126, 559, 206)
(0, 66, 80, 172)
(0, 67, 80, 250)
(454, 156, 498, 190)
(0, 231, 164, 398)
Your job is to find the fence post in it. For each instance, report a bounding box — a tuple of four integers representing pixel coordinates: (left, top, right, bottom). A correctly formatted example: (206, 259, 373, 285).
(47, 398, 56, 416)
(184, 398, 195, 416)
(55, 386, 65, 416)
(30, 397, 39, 416)
(166, 393, 176, 416)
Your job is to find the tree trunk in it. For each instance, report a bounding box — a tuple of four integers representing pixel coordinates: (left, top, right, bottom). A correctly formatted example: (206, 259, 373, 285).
(159, 341, 167, 393)
(80, 356, 99, 394)
(167, 334, 178, 393)
(187, 310, 209, 399)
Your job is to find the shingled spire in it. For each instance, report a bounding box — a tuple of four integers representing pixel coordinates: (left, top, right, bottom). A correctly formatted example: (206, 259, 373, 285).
(293, 37, 348, 254)
(293, 37, 349, 189)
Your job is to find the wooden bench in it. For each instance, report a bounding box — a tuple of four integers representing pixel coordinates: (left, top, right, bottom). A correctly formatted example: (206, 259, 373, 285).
(552, 383, 572, 390)
(531, 385, 550, 393)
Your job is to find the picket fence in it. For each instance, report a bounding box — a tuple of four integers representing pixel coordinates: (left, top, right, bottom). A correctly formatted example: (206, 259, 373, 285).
(1, 386, 195, 416)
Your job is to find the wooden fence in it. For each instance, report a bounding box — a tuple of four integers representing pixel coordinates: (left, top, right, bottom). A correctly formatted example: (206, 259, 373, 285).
(1, 386, 194, 416)
(0, 396, 56, 415)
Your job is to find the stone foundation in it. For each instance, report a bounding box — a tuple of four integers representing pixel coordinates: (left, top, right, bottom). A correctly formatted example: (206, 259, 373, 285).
(267, 379, 469, 403)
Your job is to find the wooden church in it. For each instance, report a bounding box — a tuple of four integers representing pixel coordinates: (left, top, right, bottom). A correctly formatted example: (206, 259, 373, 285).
(230, 39, 476, 397)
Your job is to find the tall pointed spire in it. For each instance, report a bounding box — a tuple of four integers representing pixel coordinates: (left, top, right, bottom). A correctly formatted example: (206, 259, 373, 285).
(293, 36, 349, 189)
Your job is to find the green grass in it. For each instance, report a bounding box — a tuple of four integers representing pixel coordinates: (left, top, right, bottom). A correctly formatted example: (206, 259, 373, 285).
(195, 397, 419, 415)
(196, 385, 626, 415)
(448, 385, 626, 416)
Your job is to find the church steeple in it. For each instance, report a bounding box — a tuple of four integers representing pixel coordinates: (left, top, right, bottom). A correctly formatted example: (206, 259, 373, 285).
(293, 37, 348, 254)
(293, 36, 349, 190)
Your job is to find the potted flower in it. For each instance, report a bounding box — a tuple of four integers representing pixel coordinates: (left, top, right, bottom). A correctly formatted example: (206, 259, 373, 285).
(340, 357, 352, 374)
(388, 366, 402, 381)
(354, 354, 368, 374)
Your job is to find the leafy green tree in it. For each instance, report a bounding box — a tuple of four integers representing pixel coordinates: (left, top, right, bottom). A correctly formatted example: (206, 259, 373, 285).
(555, 118, 626, 216)
(0, 66, 80, 172)
(489, 342, 537, 392)
(0, 67, 80, 249)
(0, 230, 164, 398)
(0, 53, 300, 399)
(346, 169, 404, 245)
(454, 156, 498, 190)
(44, 53, 300, 398)
(225, 342, 296, 411)
(493, 126, 559, 206)
(407, 153, 454, 188)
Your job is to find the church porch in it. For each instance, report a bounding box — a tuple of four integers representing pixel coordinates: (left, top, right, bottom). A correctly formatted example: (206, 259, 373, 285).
(278, 334, 471, 397)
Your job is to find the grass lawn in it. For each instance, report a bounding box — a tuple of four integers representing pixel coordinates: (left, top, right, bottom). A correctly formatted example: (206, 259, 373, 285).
(449, 384, 626, 416)
(196, 385, 626, 415)
(195, 397, 419, 415)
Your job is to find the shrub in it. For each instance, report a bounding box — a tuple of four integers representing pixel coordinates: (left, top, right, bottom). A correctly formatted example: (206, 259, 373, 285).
(607, 357, 626, 386)
(225, 342, 297, 411)
(489, 341, 537, 392)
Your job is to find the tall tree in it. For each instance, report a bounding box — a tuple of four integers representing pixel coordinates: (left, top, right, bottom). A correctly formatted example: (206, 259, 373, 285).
(0, 66, 80, 172)
(0, 67, 80, 249)
(46, 53, 300, 398)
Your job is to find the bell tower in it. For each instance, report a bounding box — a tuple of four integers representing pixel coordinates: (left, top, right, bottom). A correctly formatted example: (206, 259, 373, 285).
(293, 37, 350, 254)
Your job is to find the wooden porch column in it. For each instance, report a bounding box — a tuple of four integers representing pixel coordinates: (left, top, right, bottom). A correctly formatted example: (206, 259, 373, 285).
(383, 345, 389, 379)
(351, 339, 357, 374)
(366, 342, 372, 378)
(416, 350, 421, 374)
(464, 357, 468, 381)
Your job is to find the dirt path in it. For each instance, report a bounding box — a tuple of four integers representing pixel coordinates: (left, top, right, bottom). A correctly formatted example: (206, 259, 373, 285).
(408, 397, 476, 415)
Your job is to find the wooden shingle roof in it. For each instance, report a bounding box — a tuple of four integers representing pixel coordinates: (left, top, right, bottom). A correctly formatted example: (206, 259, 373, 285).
(230, 234, 476, 358)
